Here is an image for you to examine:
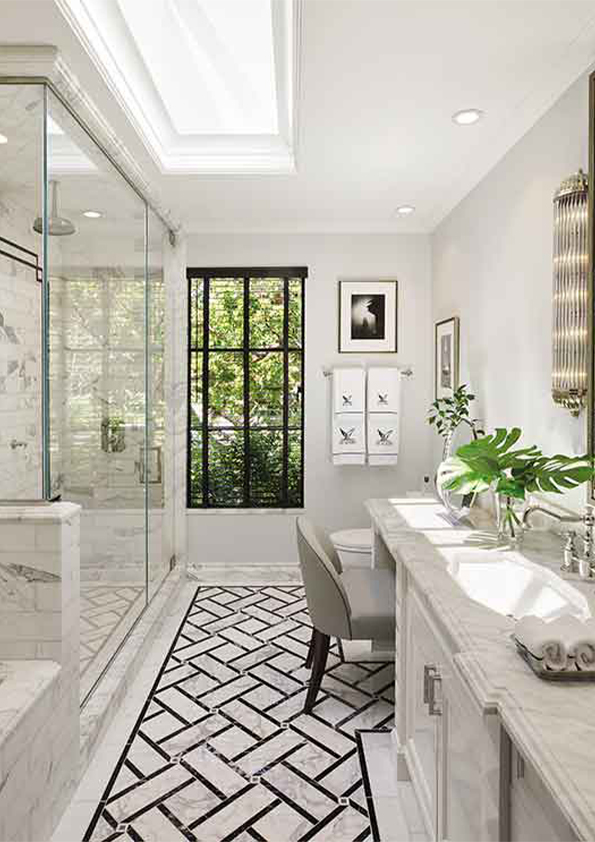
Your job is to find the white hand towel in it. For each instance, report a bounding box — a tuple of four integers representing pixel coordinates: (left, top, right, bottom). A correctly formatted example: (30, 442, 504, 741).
(515, 615, 595, 671)
(368, 454, 399, 466)
(514, 616, 569, 670)
(332, 414, 365, 456)
(561, 617, 595, 670)
(368, 367, 401, 413)
(367, 414, 399, 456)
(333, 368, 365, 414)
(333, 454, 366, 466)
(575, 641, 595, 670)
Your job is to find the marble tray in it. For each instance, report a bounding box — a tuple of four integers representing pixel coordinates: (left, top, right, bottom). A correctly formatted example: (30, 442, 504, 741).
(514, 638, 595, 682)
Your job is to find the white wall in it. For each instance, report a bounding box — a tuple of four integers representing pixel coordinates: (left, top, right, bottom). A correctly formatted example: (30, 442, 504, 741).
(432, 73, 590, 513)
(186, 233, 433, 567)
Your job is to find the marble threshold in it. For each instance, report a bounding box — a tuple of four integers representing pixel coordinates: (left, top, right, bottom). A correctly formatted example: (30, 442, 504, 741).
(188, 563, 302, 585)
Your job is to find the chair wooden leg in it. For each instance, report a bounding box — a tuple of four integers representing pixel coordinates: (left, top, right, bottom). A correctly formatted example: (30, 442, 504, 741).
(304, 630, 330, 713)
(305, 628, 315, 669)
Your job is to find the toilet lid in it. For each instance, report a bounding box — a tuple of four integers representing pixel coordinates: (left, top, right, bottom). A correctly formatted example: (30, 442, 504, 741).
(330, 528, 373, 552)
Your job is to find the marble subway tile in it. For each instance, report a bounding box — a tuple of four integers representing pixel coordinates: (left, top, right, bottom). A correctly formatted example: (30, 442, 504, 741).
(0, 503, 81, 842)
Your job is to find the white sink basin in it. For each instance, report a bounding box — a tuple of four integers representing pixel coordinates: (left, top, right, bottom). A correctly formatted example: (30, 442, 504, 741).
(447, 553, 591, 620)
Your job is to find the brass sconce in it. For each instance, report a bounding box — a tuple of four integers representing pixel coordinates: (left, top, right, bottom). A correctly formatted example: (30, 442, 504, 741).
(552, 169, 589, 416)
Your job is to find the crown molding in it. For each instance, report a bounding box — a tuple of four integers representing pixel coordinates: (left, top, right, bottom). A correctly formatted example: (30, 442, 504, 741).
(0, 44, 181, 235)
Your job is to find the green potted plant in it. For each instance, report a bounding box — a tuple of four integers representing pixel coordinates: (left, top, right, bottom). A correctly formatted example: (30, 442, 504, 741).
(439, 427, 595, 544)
(427, 384, 483, 460)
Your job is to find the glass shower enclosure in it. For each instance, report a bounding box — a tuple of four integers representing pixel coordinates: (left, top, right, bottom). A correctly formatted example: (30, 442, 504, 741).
(0, 80, 170, 705)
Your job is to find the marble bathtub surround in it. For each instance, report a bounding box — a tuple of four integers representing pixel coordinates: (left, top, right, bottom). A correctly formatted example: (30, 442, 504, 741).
(367, 497, 595, 841)
(0, 502, 81, 841)
(0, 661, 61, 842)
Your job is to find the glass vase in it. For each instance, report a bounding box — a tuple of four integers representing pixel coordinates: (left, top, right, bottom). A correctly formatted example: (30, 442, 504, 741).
(496, 495, 525, 547)
(442, 429, 455, 461)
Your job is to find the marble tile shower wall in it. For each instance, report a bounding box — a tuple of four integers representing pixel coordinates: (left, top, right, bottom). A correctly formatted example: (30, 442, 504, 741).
(53, 269, 166, 581)
(0, 201, 43, 500)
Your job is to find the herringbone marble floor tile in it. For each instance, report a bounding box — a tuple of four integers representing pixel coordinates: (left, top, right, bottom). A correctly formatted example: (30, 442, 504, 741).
(84, 585, 394, 841)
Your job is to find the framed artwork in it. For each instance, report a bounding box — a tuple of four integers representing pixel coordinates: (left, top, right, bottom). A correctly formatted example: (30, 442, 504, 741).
(338, 280, 398, 353)
(435, 317, 460, 399)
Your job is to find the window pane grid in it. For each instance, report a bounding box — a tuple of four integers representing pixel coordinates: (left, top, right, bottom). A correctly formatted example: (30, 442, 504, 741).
(187, 269, 305, 509)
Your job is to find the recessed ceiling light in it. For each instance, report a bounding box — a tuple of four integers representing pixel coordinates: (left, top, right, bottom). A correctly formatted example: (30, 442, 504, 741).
(396, 205, 415, 215)
(452, 108, 484, 126)
(83, 210, 102, 219)
(0, 133, 8, 145)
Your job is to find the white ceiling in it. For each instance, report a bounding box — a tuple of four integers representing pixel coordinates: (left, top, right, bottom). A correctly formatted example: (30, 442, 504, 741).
(1, 0, 595, 234)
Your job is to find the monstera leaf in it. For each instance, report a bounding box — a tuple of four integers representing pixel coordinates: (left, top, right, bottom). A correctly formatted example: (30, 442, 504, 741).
(437, 457, 492, 497)
(441, 427, 595, 500)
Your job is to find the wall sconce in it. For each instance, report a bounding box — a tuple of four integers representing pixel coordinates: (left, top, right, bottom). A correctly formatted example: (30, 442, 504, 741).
(552, 169, 589, 416)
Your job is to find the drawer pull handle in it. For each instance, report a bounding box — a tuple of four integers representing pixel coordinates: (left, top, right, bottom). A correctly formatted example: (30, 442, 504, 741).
(428, 672, 442, 717)
(423, 664, 437, 704)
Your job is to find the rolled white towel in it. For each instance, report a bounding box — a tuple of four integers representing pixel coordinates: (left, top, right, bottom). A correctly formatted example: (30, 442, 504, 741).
(514, 616, 569, 670)
(575, 642, 595, 670)
(564, 618, 595, 670)
(542, 641, 568, 671)
(515, 615, 595, 671)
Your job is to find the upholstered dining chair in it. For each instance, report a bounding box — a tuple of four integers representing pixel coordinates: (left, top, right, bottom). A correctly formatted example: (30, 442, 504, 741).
(296, 516, 396, 713)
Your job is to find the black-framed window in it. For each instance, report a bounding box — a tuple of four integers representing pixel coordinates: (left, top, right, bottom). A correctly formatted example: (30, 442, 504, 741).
(187, 267, 306, 508)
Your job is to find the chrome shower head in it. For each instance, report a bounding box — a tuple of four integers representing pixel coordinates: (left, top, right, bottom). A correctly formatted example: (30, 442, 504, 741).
(33, 180, 76, 237)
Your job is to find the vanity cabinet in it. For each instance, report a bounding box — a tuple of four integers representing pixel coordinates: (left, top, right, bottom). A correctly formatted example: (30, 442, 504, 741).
(403, 587, 499, 841)
(369, 501, 591, 842)
(507, 743, 577, 842)
(404, 589, 444, 837)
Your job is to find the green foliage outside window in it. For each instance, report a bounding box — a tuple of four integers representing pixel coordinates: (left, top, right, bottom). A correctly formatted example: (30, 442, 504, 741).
(188, 272, 305, 508)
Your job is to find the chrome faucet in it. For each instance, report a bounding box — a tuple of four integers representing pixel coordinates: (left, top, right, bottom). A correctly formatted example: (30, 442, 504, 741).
(522, 504, 595, 578)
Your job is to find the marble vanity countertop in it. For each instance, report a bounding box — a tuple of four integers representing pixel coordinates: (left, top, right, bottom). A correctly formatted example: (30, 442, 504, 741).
(366, 497, 595, 842)
(0, 660, 60, 757)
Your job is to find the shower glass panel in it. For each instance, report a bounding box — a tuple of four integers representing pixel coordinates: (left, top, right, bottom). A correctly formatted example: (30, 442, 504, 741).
(45, 90, 149, 704)
(0, 84, 45, 500)
(147, 208, 168, 600)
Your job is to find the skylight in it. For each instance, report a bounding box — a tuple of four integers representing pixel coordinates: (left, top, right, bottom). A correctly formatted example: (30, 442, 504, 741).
(57, 0, 297, 172)
(117, 0, 278, 135)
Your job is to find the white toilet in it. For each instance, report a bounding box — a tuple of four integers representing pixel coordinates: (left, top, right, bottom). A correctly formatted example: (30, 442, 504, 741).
(330, 528, 373, 568)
